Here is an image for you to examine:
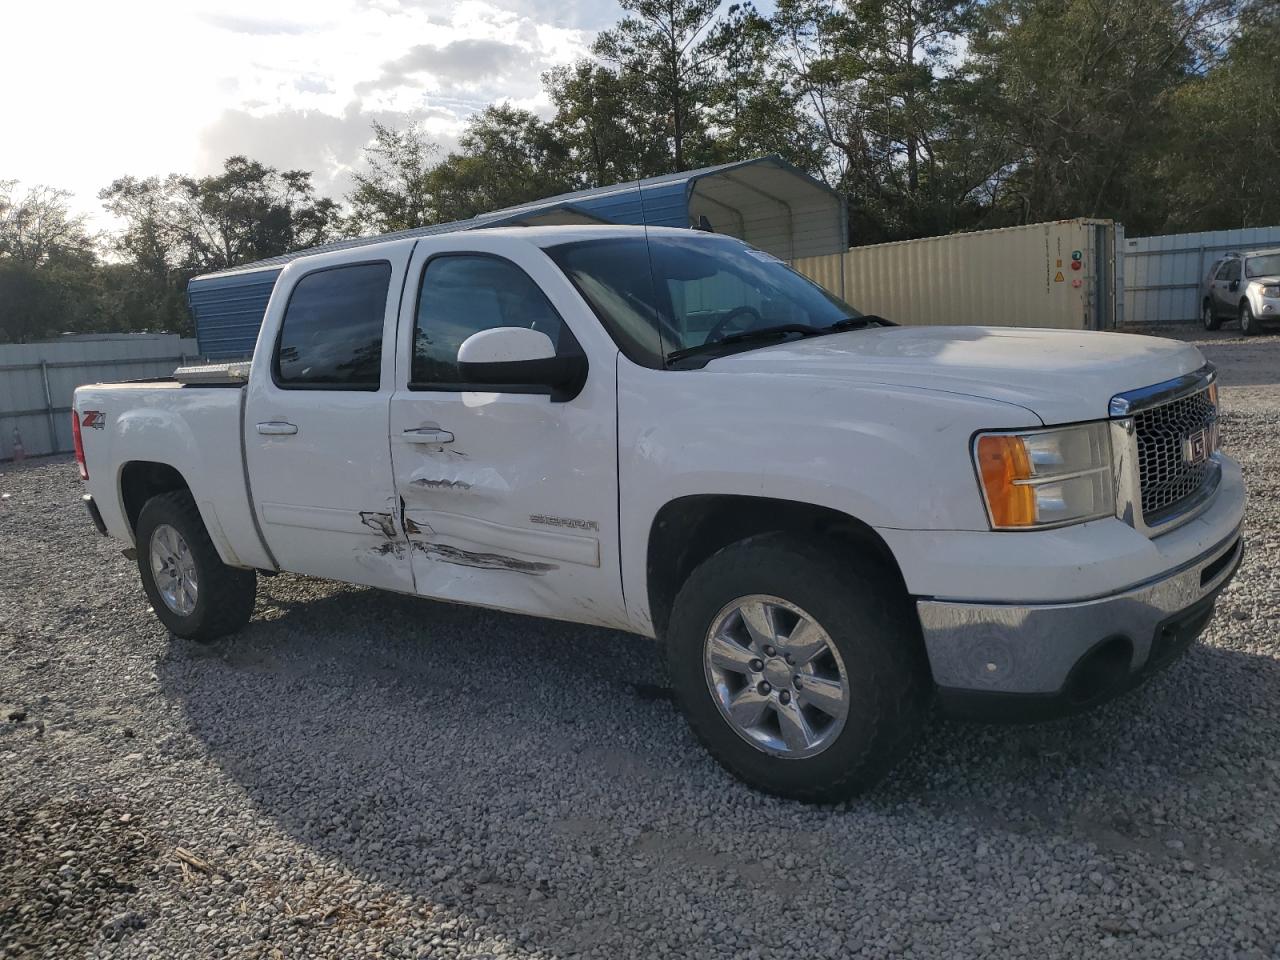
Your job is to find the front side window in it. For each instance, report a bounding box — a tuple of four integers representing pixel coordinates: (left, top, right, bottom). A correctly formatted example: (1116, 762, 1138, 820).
(1220, 260, 1242, 282)
(545, 234, 864, 368)
(275, 262, 391, 389)
(1246, 254, 1280, 278)
(413, 255, 567, 387)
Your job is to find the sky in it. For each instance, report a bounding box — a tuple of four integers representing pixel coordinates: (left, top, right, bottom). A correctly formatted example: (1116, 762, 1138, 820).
(1, 0, 624, 229)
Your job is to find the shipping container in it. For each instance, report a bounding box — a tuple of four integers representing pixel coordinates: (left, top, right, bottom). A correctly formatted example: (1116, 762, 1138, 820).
(793, 219, 1120, 331)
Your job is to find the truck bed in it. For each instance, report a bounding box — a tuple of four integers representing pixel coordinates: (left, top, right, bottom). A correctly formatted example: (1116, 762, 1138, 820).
(73, 379, 272, 571)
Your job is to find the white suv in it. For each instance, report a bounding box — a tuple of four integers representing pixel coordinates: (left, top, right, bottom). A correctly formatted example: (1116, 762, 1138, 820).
(1202, 249, 1280, 334)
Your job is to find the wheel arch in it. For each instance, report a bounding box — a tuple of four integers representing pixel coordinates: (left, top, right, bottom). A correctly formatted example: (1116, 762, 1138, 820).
(645, 494, 906, 639)
(119, 460, 192, 534)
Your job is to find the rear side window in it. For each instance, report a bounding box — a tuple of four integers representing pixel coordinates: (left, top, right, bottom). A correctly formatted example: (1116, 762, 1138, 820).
(412, 255, 567, 387)
(274, 262, 392, 389)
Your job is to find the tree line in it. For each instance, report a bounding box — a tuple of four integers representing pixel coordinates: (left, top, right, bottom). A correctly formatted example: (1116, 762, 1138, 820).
(2, 0, 1275, 343)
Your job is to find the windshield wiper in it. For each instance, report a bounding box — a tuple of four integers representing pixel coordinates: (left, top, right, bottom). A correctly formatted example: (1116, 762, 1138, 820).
(666, 324, 822, 363)
(823, 314, 895, 332)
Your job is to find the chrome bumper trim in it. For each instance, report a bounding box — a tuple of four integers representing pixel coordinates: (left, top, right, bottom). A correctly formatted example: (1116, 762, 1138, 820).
(917, 529, 1242, 695)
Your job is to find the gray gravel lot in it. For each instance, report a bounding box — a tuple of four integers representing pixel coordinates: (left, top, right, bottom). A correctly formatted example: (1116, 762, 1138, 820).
(2, 329, 1278, 959)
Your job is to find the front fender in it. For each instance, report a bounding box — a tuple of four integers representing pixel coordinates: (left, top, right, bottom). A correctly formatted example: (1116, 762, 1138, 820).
(616, 361, 1040, 632)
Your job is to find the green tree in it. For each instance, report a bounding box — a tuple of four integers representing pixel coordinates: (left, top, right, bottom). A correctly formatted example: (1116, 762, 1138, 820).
(428, 105, 579, 221)
(775, 0, 985, 241)
(592, 0, 726, 172)
(347, 120, 440, 234)
(1157, 2, 1280, 230)
(700, 4, 828, 174)
(546, 61, 667, 185)
(166, 157, 341, 271)
(0, 181, 93, 265)
(0, 181, 100, 342)
(962, 0, 1241, 231)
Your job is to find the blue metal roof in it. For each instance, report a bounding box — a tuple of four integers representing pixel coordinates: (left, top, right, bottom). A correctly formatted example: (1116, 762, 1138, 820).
(187, 154, 846, 359)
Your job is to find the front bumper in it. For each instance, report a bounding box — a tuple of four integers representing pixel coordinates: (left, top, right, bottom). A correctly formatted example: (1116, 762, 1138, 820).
(919, 528, 1243, 720)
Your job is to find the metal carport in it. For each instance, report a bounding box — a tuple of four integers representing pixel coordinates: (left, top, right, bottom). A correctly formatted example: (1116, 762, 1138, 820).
(187, 155, 847, 358)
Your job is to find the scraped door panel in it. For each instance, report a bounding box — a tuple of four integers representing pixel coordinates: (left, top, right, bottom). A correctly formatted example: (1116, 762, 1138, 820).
(389, 240, 627, 629)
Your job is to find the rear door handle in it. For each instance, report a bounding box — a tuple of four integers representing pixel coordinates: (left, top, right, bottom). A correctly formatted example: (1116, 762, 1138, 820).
(256, 421, 298, 436)
(402, 427, 454, 444)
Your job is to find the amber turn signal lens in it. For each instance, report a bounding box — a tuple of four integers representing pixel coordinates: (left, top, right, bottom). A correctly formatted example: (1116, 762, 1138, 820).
(976, 434, 1035, 527)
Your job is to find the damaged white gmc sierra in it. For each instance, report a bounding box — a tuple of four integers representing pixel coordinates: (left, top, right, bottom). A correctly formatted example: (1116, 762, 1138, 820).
(73, 226, 1245, 801)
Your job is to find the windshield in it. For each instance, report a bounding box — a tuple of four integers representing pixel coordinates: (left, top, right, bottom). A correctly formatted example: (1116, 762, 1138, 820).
(544, 234, 864, 367)
(1246, 254, 1280, 278)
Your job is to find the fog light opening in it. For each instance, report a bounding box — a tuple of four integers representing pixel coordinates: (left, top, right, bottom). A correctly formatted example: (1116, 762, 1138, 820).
(1063, 636, 1133, 705)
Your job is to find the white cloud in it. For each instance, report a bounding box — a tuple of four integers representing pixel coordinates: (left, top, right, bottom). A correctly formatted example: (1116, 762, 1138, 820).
(0, 0, 612, 229)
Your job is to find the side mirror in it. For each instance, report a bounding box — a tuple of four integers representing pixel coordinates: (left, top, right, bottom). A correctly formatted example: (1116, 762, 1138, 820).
(1229, 280, 1240, 292)
(456, 327, 587, 402)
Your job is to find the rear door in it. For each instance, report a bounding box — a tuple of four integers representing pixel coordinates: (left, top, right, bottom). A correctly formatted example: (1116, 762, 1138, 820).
(244, 246, 413, 592)
(387, 235, 628, 629)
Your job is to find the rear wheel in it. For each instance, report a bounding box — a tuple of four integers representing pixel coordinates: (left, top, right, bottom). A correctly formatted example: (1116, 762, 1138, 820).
(1202, 300, 1222, 331)
(136, 491, 256, 642)
(1241, 301, 1260, 336)
(665, 534, 929, 802)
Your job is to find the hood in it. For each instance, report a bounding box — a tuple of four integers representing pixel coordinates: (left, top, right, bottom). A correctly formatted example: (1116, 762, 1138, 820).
(706, 326, 1207, 425)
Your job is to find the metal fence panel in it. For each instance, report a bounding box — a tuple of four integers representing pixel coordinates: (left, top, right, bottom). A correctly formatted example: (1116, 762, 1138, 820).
(1123, 225, 1280, 325)
(0, 335, 199, 459)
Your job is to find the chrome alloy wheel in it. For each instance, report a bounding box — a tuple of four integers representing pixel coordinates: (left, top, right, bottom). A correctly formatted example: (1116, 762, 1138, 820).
(150, 523, 198, 616)
(703, 595, 850, 759)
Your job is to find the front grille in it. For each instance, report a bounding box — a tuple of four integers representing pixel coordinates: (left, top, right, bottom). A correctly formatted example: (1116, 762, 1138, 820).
(1134, 387, 1217, 521)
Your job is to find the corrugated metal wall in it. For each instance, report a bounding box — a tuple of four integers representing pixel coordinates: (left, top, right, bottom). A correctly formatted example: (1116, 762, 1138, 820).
(1123, 225, 1280, 325)
(793, 219, 1116, 330)
(189, 268, 281, 360)
(0, 335, 199, 459)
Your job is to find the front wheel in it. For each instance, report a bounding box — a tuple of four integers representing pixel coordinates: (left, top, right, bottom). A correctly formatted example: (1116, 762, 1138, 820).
(1240, 301, 1260, 336)
(1202, 300, 1222, 331)
(136, 491, 256, 642)
(665, 534, 929, 802)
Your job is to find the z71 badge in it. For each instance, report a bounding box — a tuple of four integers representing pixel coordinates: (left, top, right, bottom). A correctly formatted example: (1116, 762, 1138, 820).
(81, 411, 106, 430)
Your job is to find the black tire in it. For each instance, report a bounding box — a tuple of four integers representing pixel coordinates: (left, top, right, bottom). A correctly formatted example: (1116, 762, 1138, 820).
(135, 490, 256, 642)
(1202, 300, 1222, 331)
(1240, 301, 1259, 336)
(665, 533, 930, 802)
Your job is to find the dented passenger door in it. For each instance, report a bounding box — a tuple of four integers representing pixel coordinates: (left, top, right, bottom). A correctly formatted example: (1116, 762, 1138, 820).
(388, 237, 628, 629)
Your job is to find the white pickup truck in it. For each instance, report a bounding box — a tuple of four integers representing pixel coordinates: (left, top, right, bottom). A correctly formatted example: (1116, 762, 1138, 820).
(73, 225, 1245, 801)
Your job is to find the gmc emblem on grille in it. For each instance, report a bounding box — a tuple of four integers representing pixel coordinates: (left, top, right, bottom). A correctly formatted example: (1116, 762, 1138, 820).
(1183, 428, 1209, 465)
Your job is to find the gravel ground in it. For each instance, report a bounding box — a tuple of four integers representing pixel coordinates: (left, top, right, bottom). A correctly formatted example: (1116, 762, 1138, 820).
(2, 330, 1278, 960)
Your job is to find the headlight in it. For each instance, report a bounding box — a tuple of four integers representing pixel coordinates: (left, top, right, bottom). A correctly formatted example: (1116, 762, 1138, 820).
(973, 423, 1114, 529)
(1261, 284, 1280, 299)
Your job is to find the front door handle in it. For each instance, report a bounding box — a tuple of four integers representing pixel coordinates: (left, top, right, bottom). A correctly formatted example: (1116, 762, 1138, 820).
(257, 421, 299, 436)
(402, 427, 455, 444)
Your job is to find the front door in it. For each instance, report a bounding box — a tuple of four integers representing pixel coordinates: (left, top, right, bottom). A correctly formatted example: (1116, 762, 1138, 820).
(388, 237, 628, 629)
(1214, 259, 1240, 315)
(245, 249, 414, 593)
